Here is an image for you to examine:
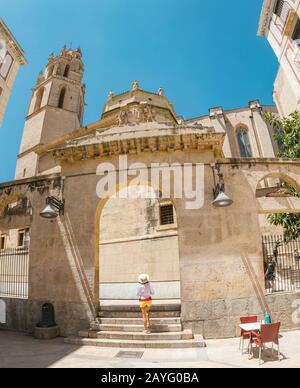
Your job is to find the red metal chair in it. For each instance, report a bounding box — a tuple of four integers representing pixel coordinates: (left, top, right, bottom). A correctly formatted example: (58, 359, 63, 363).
(239, 316, 258, 353)
(249, 322, 281, 365)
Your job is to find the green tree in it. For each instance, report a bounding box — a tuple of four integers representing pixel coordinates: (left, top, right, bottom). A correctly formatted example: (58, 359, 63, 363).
(264, 111, 300, 243)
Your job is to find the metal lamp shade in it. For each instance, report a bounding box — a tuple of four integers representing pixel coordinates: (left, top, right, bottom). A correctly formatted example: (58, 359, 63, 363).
(212, 191, 233, 208)
(40, 204, 58, 219)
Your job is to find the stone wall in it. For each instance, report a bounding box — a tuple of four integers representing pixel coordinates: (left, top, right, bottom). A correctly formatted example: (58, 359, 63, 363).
(0, 298, 29, 332)
(187, 104, 278, 159)
(182, 293, 300, 339)
(99, 195, 180, 299)
(1, 159, 300, 338)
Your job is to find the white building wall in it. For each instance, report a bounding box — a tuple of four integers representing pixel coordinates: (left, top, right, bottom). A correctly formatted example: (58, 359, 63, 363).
(259, 0, 300, 116)
(0, 19, 26, 127)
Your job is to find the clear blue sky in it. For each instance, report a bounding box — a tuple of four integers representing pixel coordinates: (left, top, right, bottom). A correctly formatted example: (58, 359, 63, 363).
(0, 0, 278, 183)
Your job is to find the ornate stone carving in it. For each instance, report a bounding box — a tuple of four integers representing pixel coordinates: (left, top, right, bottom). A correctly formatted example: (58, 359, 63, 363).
(118, 107, 129, 125)
(158, 87, 164, 96)
(37, 71, 44, 85)
(141, 104, 154, 123)
(117, 103, 155, 126)
(0, 177, 63, 218)
(131, 80, 139, 91)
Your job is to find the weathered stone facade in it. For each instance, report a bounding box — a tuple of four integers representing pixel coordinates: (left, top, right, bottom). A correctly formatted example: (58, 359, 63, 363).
(1, 49, 300, 339)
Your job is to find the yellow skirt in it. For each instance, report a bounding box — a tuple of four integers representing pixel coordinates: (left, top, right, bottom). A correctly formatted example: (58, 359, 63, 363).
(139, 300, 152, 310)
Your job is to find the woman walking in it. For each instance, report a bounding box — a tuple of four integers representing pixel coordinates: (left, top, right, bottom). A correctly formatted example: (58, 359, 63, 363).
(137, 274, 154, 334)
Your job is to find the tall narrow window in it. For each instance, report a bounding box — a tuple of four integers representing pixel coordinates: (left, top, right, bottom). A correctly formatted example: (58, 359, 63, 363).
(275, 0, 284, 17)
(237, 128, 253, 157)
(274, 0, 289, 23)
(18, 228, 30, 248)
(34, 87, 45, 113)
(0, 235, 6, 250)
(63, 64, 70, 78)
(292, 19, 300, 41)
(0, 52, 13, 80)
(58, 87, 66, 109)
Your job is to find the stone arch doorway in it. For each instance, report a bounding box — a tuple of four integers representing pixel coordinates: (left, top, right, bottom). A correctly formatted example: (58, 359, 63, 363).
(95, 185, 181, 302)
(256, 173, 300, 216)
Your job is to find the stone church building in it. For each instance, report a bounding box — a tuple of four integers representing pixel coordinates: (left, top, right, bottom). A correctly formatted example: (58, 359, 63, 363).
(0, 46, 300, 345)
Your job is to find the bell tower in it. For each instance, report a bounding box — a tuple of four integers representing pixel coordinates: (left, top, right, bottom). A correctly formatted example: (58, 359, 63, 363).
(15, 47, 85, 179)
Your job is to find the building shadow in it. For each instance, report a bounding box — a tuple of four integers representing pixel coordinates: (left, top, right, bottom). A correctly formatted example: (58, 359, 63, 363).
(0, 330, 82, 368)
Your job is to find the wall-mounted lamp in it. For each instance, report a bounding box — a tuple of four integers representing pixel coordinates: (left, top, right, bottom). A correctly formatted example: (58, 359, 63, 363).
(40, 196, 65, 219)
(211, 164, 233, 208)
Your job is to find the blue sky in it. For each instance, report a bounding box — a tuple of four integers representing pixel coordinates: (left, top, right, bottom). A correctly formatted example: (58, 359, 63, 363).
(0, 0, 278, 182)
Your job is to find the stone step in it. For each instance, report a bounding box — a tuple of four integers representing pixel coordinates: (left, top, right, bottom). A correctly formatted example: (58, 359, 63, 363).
(98, 311, 181, 319)
(97, 317, 182, 325)
(96, 324, 183, 333)
(96, 330, 193, 341)
(99, 303, 181, 313)
(65, 336, 206, 349)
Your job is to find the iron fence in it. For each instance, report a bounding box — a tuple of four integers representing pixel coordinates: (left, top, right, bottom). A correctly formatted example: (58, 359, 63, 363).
(0, 247, 29, 299)
(262, 235, 300, 294)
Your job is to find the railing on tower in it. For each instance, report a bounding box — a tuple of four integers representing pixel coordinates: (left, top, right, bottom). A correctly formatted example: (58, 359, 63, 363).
(274, 0, 291, 25)
(0, 246, 29, 299)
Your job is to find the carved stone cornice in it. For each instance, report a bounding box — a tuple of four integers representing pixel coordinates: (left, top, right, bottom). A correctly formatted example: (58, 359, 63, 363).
(0, 174, 63, 217)
(257, 0, 274, 36)
(0, 18, 27, 66)
(33, 73, 83, 91)
(51, 132, 225, 162)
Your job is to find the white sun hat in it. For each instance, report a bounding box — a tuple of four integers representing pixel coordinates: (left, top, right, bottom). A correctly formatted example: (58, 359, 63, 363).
(138, 274, 150, 284)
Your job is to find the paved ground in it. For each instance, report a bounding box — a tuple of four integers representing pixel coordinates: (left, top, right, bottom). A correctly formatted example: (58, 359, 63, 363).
(0, 329, 300, 368)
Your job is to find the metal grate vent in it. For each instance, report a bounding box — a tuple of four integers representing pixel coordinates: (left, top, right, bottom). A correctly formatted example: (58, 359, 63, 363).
(160, 204, 174, 226)
(115, 351, 144, 359)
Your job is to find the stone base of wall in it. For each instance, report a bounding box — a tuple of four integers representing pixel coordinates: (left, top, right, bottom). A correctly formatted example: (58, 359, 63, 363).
(182, 293, 300, 339)
(1, 298, 29, 332)
(266, 292, 300, 331)
(2, 293, 300, 339)
(0, 298, 94, 336)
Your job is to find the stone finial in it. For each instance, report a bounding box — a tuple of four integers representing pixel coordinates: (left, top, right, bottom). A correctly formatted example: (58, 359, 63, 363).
(209, 106, 223, 118)
(108, 90, 115, 100)
(132, 80, 139, 91)
(60, 46, 67, 56)
(158, 87, 164, 96)
(249, 100, 261, 110)
(37, 71, 44, 84)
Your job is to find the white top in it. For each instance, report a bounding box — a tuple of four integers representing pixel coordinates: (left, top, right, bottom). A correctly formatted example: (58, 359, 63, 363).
(137, 283, 155, 300)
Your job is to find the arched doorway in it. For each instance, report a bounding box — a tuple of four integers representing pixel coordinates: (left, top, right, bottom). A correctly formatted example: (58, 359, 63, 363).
(97, 185, 181, 301)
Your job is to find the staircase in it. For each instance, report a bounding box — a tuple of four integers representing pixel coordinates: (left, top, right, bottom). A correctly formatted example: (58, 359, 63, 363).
(65, 302, 205, 349)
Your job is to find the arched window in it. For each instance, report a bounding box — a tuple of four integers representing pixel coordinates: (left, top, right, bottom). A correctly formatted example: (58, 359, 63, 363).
(237, 128, 253, 157)
(58, 87, 66, 109)
(34, 87, 45, 113)
(63, 64, 70, 78)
